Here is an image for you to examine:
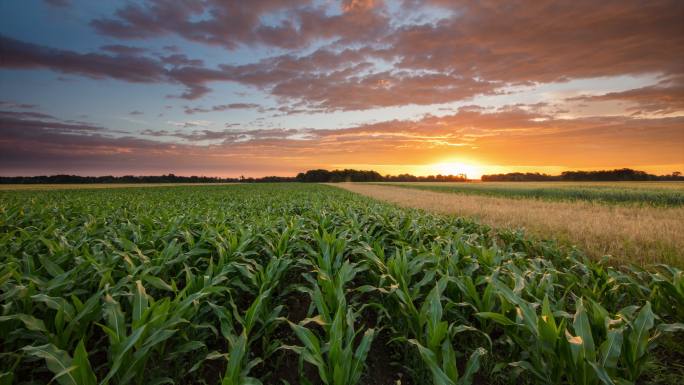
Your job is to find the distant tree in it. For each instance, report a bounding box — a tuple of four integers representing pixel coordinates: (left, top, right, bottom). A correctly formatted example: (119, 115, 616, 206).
(481, 168, 683, 182)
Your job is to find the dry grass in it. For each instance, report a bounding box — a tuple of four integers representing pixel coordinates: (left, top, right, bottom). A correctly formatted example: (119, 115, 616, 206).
(335, 183, 684, 267)
(0, 183, 236, 191)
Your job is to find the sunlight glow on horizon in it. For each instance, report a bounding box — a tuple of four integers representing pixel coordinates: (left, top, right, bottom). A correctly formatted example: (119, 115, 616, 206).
(430, 162, 483, 179)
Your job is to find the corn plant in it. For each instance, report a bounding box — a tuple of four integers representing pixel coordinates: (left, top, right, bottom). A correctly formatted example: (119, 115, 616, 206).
(404, 277, 487, 385)
(1, 184, 682, 384)
(213, 257, 292, 385)
(285, 292, 375, 385)
(649, 265, 684, 320)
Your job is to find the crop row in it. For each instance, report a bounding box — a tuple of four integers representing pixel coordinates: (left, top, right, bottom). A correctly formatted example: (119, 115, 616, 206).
(379, 182, 684, 207)
(0, 184, 682, 384)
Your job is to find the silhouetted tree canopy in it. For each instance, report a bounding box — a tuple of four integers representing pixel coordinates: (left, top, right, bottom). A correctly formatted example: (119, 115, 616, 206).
(1, 168, 680, 184)
(481, 168, 683, 181)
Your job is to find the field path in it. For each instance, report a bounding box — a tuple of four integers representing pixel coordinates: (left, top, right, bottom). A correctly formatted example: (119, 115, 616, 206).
(333, 183, 684, 266)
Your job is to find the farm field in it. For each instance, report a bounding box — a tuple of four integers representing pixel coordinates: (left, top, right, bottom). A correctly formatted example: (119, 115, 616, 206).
(0, 183, 236, 191)
(341, 183, 684, 267)
(376, 181, 684, 207)
(1, 184, 682, 385)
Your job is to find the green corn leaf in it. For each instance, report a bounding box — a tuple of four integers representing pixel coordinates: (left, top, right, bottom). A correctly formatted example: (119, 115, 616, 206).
(31, 294, 76, 320)
(222, 332, 247, 385)
(143, 275, 175, 292)
(39, 254, 65, 277)
(538, 295, 558, 346)
(475, 312, 516, 326)
(599, 328, 623, 369)
(408, 339, 456, 385)
(244, 290, 267, 334)
(656, 322, 684, 333)
(588, 361, 617, 385)
(628, 302, 654, 364)
(102, 295, 125, 345)
(290, 322, 322, 357)
(100, 325, 147, 385)
(0, 314, 48, 333)
(350, 328, 375, 384)
(23, 344, 77, 385)
(73, 339, 97, 385)
(137, 328, 177, 355)
(573, 298, 596, 362)
(132, 280, 149, 326)
(457, 347, 486, 385)
(509, 361, 548, 384)
(441, 339, 458, 383)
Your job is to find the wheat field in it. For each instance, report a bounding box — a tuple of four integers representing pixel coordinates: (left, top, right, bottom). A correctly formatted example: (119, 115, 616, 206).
(336, 183, 684, 267)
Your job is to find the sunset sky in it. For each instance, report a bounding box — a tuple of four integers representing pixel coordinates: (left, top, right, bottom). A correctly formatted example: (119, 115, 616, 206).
(1, 0, 683, 178)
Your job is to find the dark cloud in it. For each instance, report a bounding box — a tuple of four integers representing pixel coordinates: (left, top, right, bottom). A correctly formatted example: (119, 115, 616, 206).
(129, 110, 144, 116)
(100, 44, 148, 55)
(160, 54, 203, 67)
(0, 110, 102, 137)
(0, 35, 220, 99)
(0, 35, 167, 83)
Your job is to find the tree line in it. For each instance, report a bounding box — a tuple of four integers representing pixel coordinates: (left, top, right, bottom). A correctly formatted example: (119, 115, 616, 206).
(481, 168, 683, 181)
(294, 169, 468, 182)
(1, 168, 681, 184)
(0, 169, 468, 184)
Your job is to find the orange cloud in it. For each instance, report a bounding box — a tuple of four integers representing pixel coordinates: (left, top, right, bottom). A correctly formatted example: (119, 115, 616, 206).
(2, 105, 682, 177)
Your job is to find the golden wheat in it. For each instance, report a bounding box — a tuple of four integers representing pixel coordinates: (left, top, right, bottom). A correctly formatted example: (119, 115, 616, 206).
(335, 183, 684, 266)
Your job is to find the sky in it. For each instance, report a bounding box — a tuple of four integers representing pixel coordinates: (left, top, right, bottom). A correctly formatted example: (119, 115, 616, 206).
(0, 0, 682, 179)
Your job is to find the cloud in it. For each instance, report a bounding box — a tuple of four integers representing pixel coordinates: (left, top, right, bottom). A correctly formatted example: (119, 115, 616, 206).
(184, 103, 260, 114)
(3, 103, 681, 177)
(0, 35, 223, 99)
(146, 127, 316, 142)
(160, 54, 203, 67)
(129, 110, 144, 116)
(0, 101, 38, 109)
(4, 0, 684, 110)
(567, 76, 684, 116)
(389, 1, 684, 84)
(90, 0, 390, 50)
(100, 44, 148, 55)
(165, 120, 213, 128)
(0, 35, 167, 83)
(0, 110, 103, 136)
(342, 0, 379, 13)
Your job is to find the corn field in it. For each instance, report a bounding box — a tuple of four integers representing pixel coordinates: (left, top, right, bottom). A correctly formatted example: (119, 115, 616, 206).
(1, 184, 682, 385)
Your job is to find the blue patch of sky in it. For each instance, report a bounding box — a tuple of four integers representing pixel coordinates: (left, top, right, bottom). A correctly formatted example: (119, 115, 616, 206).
(0, 0, 120, 51)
